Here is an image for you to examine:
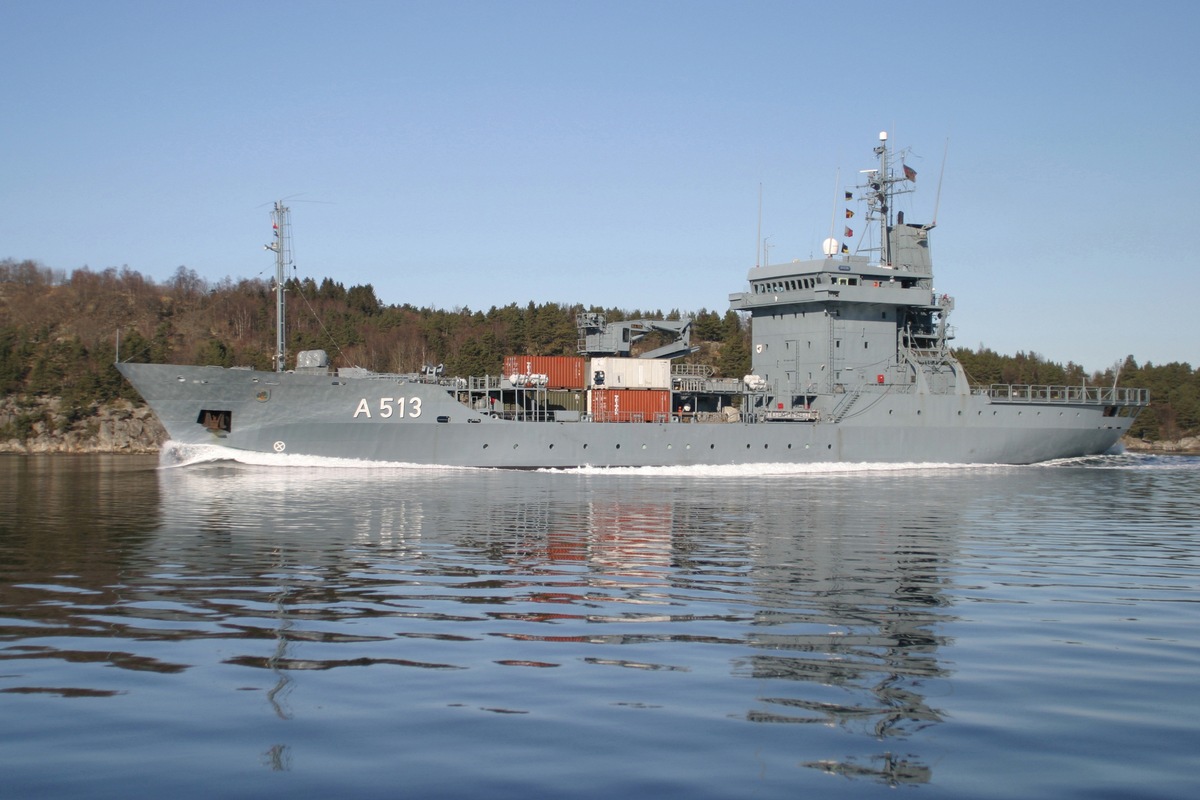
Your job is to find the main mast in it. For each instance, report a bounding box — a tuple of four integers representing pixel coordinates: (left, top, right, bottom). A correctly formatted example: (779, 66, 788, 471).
(875, 132, 891, 265)
(863, 130, 913, 266)
(265, 201, 292, 372)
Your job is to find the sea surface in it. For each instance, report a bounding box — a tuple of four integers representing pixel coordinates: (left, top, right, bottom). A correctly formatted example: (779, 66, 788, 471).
(1, 449, 1198, 799)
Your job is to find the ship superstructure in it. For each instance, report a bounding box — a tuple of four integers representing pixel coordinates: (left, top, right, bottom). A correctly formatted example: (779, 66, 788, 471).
(732, 131, 963, 422)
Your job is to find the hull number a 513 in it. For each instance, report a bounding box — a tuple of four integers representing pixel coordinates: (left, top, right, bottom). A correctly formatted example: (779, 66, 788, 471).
(353, 397, 422, 419)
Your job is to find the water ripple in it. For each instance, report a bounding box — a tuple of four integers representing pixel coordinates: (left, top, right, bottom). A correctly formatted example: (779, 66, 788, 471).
(2, 454, 1198, 799)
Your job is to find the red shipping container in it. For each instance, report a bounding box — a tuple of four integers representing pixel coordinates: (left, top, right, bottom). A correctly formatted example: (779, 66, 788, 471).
(503, 355, 586, 390)
(589, 389, 671, 423)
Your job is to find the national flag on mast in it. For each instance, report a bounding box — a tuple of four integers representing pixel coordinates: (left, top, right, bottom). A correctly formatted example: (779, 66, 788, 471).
(903, 164, 917, 182)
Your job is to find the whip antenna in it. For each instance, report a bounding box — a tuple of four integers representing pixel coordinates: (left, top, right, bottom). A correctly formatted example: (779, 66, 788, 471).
(932, 139, 949, 227)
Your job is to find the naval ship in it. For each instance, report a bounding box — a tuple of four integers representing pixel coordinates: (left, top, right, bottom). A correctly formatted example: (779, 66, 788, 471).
(117, 133, 1148, 467)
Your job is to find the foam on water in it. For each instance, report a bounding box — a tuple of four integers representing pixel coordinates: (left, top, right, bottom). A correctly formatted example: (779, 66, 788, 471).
(1038, 452, 1189, 470)
(544, 461, 1008, 478)
(157, 440, 472, 472)
(160, 441, 1007, 477)
(159, 440, 1173, 477)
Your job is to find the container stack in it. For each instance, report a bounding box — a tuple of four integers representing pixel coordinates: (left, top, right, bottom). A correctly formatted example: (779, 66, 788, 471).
(503, 355, 587, 416)
(588, 357, 672, 423)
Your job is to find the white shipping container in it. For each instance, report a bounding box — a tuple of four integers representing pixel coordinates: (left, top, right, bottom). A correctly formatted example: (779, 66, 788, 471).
(588, 357, 672, 390)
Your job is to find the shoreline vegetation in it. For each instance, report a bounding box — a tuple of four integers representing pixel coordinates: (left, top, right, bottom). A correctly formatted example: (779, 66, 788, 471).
(3, 257, 1197, 456)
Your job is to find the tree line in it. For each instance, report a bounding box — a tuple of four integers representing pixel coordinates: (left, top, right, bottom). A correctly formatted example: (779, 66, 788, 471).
(1, 258, 1194, 442)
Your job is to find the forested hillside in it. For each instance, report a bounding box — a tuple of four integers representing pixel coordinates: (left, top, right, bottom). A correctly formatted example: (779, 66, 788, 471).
(1, 258, 1195, 446)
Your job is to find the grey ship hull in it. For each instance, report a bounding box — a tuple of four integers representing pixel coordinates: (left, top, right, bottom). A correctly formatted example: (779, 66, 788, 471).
(117, 362, 1136, 468)
(119, 136, 1147, 466)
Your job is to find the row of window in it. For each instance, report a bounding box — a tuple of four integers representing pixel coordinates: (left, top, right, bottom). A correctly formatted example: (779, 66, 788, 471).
(752, 275, 914, 294)
(753, 276, 823, 293)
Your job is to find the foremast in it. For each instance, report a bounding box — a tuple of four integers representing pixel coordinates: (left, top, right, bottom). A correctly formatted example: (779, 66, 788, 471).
(265, 201, 293, 372)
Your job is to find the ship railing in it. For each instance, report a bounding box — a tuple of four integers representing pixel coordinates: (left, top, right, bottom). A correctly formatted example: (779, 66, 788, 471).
(984, 384, 1150, 407)
(488, 410, 557, 422)
(673, 376, 744, 393)
(901, 345, 952, 365)
(672, 363, 715, 378)
(761, 408, 821, 422)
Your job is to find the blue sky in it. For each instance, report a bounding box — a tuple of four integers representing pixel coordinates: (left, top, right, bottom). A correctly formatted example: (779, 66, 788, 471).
(4, 0, 1197, 371)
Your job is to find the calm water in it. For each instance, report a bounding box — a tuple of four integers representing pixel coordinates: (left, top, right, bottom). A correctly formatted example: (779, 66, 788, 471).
(1, 450, 1198, 799)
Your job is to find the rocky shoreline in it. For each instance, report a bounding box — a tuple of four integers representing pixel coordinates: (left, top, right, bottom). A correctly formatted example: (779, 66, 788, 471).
(2, 395, 1194, 457)
(1122, 436, 1200, 455)
(0, 397, 166, 454)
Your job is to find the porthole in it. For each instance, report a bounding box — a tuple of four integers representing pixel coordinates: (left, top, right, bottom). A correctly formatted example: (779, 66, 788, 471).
(616, 443, 621, 449)
(549, 443, 554, 449)
(483, 443, 489, 449)
(641, 444, 647, 450)
(710, 444, 715, 449)
(583, 443, 588, 449)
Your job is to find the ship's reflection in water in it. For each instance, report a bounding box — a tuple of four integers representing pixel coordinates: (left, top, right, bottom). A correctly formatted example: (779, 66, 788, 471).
(144, 459, 957, 787)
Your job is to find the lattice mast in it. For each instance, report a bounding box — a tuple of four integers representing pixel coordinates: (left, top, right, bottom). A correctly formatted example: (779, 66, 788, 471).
(265, 202, 293, 372)
(863, 131, 913, 266)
